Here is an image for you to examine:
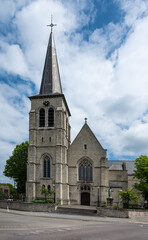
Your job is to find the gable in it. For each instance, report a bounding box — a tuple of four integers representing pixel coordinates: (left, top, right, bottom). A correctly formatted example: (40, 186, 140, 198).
(71, 123, 105, 149)
(68, 123, 107, 166)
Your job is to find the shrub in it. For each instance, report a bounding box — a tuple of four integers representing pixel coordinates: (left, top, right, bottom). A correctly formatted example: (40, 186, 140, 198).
(32, 199, 54, 203)
(32, 199, 45, 203)
(101, 204, 107, 208)
(119, 189, 139, 208)
(113, 205, 119, 209)
(46, 199, 54, 203)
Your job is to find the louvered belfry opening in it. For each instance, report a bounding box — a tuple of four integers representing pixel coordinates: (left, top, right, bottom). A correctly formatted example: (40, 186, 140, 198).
(48, 108, 54, 127)
(39, 108, 45, 127)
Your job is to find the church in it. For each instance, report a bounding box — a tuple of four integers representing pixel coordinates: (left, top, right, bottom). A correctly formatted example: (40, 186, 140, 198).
(26, 26, 136, 206)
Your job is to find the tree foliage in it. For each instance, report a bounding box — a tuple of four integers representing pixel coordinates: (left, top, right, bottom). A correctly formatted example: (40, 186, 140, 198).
(3, 141, 28, 194)
(119, 189, 139, 208)
(134, 155, 148, 208)
(40, 186, 54, 202)
(0, 188, 7, 200)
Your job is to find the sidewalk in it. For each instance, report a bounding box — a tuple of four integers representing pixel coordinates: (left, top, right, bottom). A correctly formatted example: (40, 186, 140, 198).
(0, 208, 148, 224)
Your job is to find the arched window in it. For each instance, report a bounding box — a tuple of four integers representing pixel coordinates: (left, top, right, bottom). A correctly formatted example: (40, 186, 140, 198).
(48, 108, 54, 127)
(39, 108, 45, 127)
(79, 159, 92, 182)
(43, 156, 50, 178)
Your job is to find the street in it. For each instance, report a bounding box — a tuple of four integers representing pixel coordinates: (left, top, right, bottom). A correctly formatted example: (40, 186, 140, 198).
(0, 210, 148, 240)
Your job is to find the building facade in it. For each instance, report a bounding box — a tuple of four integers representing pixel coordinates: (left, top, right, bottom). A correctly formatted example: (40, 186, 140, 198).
(0, 185, 10, 198)
(26, 29, 137, 206)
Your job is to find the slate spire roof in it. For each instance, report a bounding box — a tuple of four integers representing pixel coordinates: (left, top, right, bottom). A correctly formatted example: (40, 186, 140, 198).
(39, 30, 62, 95)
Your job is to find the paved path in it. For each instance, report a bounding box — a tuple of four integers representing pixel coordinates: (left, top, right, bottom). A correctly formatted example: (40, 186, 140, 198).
(0, 208, 148, 224)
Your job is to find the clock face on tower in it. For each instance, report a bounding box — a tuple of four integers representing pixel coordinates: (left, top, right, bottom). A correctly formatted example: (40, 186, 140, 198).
(43, 101, 49, 106)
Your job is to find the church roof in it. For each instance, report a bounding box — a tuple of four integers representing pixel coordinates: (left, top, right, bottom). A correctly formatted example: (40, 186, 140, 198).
(40, 31, 62, 95)
(108, 160, 136, 174)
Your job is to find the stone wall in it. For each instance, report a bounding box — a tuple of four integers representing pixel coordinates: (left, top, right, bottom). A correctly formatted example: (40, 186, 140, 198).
(97, 208, 128, 218)
(97, 207, 148, 218)
(0, 201, 56, 212)
(128, 210, 148, 218)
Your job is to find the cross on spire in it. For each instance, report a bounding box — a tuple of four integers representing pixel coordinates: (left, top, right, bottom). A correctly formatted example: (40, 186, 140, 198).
(84, 117, 88, 124)
(47, 15, 57, 32)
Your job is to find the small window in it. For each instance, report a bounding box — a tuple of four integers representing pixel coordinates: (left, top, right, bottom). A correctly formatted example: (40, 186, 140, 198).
(42, 137, 44, 142)
(42, 184, 45, 188)
(80, 185, 90, 191)
(49, 137, 51, 142)
(39, 108, 45, 127)
(84, 144, 87, 150)
(48, 185, 51, 191)
(48, 108, 54, 127)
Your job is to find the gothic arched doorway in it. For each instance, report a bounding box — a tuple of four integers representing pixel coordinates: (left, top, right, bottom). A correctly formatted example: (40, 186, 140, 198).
(81, 192, 90, 206)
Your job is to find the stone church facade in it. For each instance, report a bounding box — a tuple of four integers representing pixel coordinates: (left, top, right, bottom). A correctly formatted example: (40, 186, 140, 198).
(26, 29, 136, 206)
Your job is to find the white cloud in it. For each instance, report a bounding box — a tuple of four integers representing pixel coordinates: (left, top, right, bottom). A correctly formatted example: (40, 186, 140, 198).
(0, 0, 32, 23)
(89, 22, 126, 56)
(0, 41, 29, 77)
(0, 0, 16, 22)
(0, 83, 29, 143)
(0, 82, 29, 183)
(117, 0, 148, 26)
(0, 140, 16, 184)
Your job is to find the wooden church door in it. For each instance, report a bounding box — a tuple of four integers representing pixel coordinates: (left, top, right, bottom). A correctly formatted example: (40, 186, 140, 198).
(81, 192, 90, 206)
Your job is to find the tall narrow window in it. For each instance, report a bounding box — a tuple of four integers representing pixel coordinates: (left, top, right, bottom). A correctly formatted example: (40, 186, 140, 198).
(43, 156, 50, 178)
(39, 108, 45, 127)
(79, 159, 92, 182)
(48, 108, 54, 127)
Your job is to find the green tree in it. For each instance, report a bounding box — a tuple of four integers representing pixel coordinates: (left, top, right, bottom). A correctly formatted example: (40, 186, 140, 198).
(0, 188, 7, 200)
(40, 186, 54, 202)
(3, 141, 28, 194)
(119, 189, 139, 208)
(134, 155, 148, 208)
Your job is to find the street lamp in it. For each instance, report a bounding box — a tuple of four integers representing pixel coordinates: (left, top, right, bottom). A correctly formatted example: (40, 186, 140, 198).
(97, 186, 100, 207)
(53, 182, 56, 203)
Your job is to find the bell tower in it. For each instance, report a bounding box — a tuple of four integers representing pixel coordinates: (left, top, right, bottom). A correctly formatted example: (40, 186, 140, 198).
(26, 20, 71, 204)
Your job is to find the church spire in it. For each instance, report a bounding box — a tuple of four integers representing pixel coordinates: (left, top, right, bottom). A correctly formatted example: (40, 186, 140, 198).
(40, 18, 62, 95)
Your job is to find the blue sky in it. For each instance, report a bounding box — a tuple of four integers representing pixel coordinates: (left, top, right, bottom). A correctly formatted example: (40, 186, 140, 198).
(0, 0, 148, 183)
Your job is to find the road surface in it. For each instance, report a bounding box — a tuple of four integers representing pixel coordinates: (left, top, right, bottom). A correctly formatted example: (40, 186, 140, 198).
(0, 210, 148, 240)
